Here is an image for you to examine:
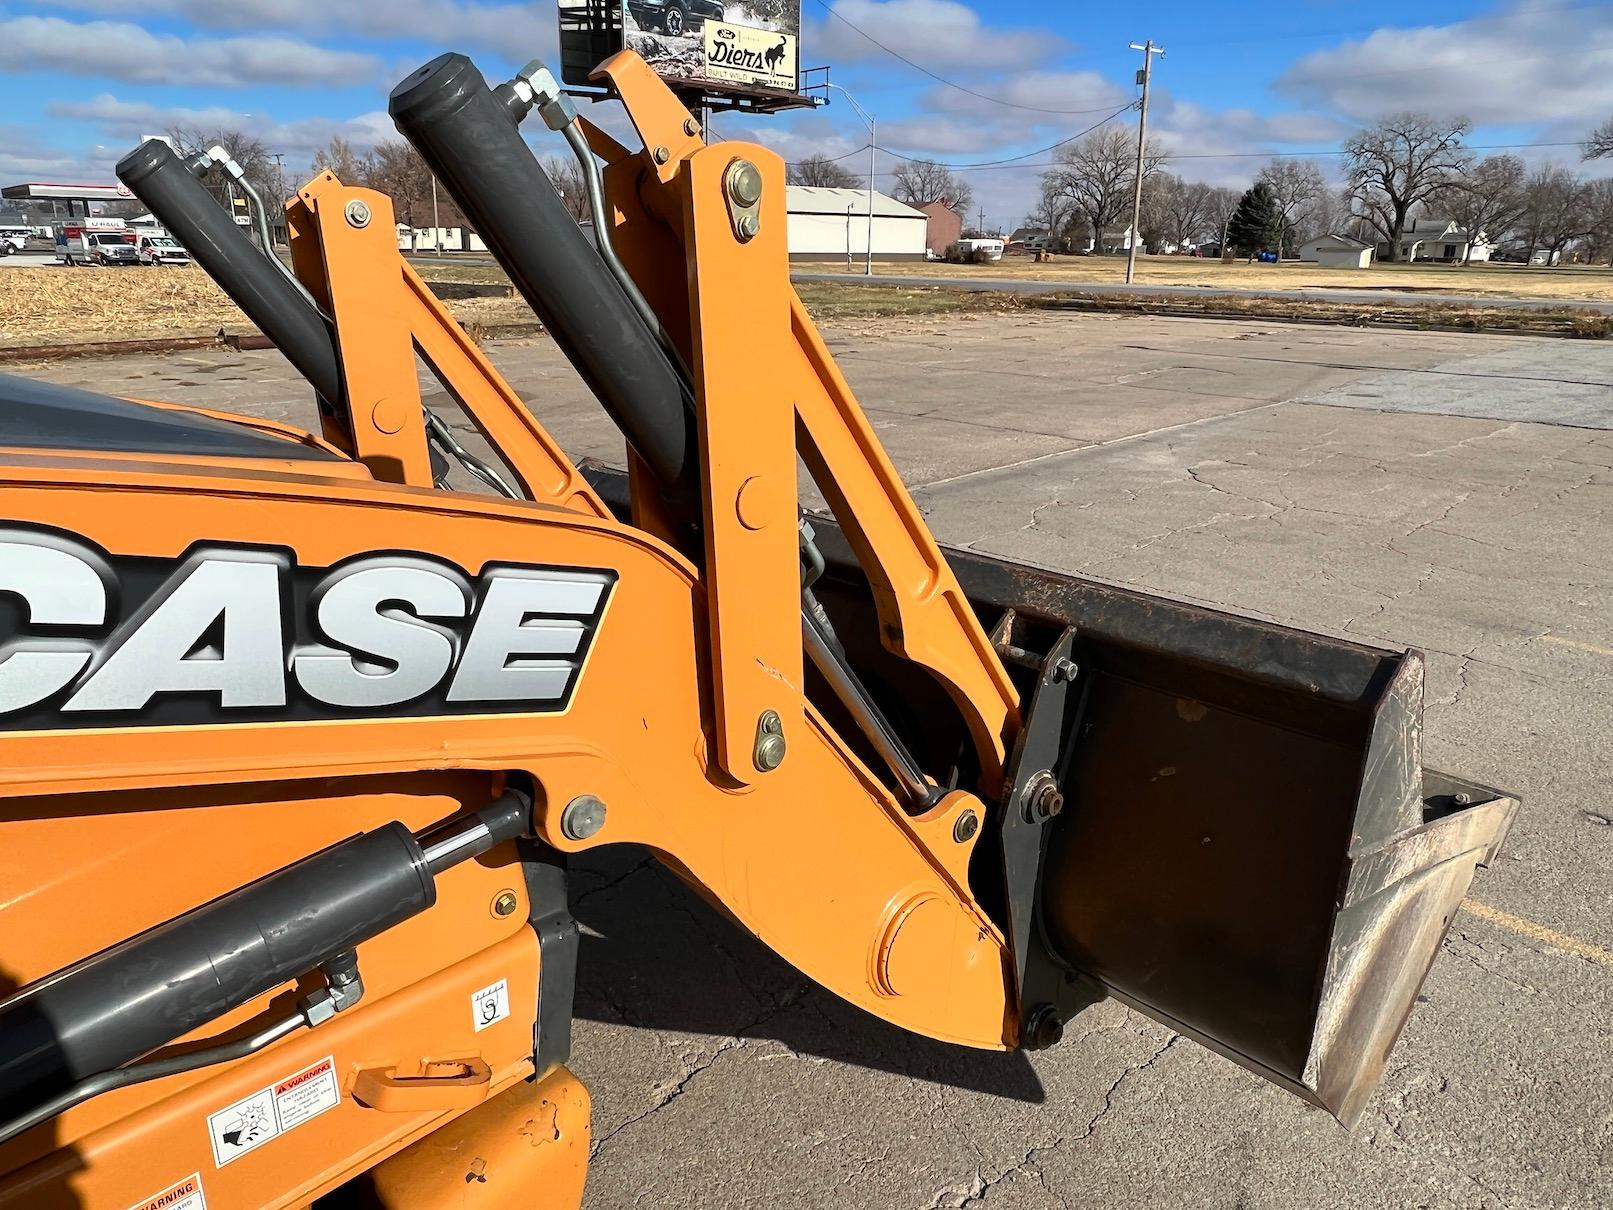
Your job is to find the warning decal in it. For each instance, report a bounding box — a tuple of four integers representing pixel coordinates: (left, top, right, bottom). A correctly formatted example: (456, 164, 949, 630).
(207, 1056, 341, 1167)
(124, 1173, 206, 1210)
(471, 977, 511, 1032)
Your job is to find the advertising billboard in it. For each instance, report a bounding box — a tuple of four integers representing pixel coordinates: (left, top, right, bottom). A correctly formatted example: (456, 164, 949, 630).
(622, 1, 801, 97)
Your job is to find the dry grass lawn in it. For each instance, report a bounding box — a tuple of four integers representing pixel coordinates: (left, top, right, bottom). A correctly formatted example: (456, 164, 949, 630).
(5, 259, 1607, 352)
(799, 255, 1613, 301)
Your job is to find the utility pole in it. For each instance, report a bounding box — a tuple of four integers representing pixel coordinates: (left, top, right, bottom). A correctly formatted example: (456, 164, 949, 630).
(1125, 39, 1164, 285)
(269, 153, 287, 247)
(824, 81, 876, 276)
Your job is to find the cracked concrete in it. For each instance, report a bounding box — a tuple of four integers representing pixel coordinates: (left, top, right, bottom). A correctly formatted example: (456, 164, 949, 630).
(20, 311, 1613, 1208)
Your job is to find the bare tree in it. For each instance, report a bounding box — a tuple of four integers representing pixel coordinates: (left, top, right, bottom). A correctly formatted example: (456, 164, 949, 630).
(539, 155, 589, 224)
(1024, 176, 1073, 246)
(1202, 186, 1241, 253)
(366, 140, 437, 250)
(889, 158, 973, 217)
(788, 153, 862, 188)
(1586, 118, 1613, 160)
(311, 136, 364, 182)
(1431, 154, 1527, 265)
(1344, 113, 1471, 261)
(1517, 164, 1592, 265)
(1142, 174, 1215, 252)
(1580, 177, 1613, 263)
(1256, 156, 1326, 253)
(1046, 127, 1161, 253)
(164, 125, 281, 229)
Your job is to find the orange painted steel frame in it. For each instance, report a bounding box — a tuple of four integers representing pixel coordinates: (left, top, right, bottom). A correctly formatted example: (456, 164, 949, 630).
(0, 53, 1027, 1209)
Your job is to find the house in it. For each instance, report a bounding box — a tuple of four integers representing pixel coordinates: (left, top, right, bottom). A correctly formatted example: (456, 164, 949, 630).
(1377, 216, 1493, 263)
(1076, 225, 1141, 254)
(915, 200, 963, 259)
(1299, 234, 1374, 269)
(784, 186, 929, 261)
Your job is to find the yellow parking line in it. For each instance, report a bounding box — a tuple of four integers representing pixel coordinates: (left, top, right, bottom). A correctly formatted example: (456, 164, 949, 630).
(1464, 900, 1613, 970)
(1539, 634, 1613, 658)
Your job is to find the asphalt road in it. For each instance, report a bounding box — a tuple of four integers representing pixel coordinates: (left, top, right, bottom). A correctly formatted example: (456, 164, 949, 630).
(16, 312, 1613, 1208)
(793, 270, 1613, 315)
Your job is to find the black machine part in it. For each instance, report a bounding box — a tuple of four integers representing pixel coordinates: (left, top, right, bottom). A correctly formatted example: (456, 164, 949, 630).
(0, 791, 529, 1131)
(387, 53, 700, 526)
(115, 139, 344, 406)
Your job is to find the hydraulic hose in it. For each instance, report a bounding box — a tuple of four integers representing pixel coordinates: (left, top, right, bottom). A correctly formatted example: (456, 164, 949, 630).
(388, 54, 700, 527)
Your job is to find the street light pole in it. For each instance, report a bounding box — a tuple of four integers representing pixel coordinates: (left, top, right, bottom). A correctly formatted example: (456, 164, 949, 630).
(432, 175, 441, 255)
(825, 82, 876, 276)
(1125, 39, 1164, 285)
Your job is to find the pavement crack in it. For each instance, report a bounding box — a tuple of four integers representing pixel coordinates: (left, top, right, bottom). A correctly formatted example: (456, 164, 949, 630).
(941, 1034, 1180, 1209)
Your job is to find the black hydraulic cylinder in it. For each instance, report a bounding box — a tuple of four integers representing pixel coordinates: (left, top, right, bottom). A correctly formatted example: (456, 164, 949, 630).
(0, 794, 526, 1122)
(388, 54, 698, 516)
(115, 139, 344, 405)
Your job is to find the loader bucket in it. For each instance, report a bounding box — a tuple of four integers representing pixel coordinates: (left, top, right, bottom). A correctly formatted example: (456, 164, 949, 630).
(578, 465, 1516, 1125)
(897, 543, 1517, 1126)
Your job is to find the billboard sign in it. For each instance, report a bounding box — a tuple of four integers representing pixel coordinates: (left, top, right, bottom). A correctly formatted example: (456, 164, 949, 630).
(622, 1, 801, 96)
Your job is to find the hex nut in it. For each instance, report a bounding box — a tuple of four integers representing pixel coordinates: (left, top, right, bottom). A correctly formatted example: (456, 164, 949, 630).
(560, 794, 608, 841)
(1024, 1004, 1064, 1050)
(344, 199, 371, 228)
(493, 889, 519, 917)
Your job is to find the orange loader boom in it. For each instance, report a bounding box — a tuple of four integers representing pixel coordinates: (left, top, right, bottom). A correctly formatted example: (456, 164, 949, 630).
(0, 51, 1514, 1209)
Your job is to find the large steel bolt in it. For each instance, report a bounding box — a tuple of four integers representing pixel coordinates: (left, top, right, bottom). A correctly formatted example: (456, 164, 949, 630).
(560, 794, 607, 841)
(725, 159, 764, 208)
(754, 710, 786, 772)
(344, 199, 371, 228)
(953, 809, 980, 843)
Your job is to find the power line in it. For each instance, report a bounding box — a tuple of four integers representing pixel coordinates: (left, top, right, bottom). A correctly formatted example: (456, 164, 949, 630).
(814, 138, 1593, 177)
(808, 0, 1130, 115)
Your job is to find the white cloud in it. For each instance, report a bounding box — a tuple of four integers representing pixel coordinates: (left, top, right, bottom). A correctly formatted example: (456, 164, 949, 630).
(810, 0, 1065, 71)
(36, 0, 555, 58)
(1275, 0, 1613, 128)
(0, 16, 379, 86)
(922, 70, 1129, 118)
(48, 95, 398, 179)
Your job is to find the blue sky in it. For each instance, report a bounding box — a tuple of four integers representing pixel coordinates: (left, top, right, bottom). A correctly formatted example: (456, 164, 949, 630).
(1, 0, 1609, 226)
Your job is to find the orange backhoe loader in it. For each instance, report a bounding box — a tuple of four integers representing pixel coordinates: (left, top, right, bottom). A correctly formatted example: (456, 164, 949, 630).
(0, 51, 1516, 1208)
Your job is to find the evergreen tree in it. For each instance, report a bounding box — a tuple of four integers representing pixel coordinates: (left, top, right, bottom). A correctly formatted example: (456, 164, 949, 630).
(1227, 183, 1281, 261)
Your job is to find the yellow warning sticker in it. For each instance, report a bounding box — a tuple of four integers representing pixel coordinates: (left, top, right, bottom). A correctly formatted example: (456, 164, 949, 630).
(124, 1173, 206, 1210)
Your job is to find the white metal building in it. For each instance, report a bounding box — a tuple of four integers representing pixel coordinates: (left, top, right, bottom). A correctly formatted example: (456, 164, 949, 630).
(785, 187, 928, 261)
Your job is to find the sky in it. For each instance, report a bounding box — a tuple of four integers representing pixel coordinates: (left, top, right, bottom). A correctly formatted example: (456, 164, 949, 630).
(1, 0, 1610, 228)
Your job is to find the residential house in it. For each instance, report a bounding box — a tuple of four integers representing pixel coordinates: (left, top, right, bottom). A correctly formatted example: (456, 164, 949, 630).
(1076, 225, 1142, 254)
(1299, 234, 1374, 269)
(1378, 216, 1493, 263)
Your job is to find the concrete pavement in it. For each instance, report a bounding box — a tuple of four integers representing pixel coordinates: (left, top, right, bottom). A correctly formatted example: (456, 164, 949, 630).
(16, 312, 1613, 1208)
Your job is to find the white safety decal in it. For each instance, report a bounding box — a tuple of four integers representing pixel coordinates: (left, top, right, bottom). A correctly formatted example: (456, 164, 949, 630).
(207, 1056, 341, 1167)
(124, 1173, 206, 1210)
(471, 977, 511, 1032)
